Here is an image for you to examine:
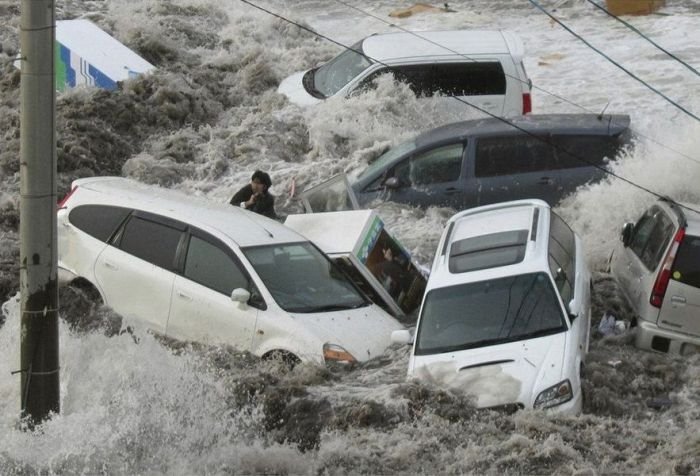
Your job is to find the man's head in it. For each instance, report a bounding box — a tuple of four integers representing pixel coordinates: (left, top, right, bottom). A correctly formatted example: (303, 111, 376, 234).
(251, 170, 272, 194)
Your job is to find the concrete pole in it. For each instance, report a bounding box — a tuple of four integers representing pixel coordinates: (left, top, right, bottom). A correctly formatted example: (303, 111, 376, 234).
(19, 0, 59, 425)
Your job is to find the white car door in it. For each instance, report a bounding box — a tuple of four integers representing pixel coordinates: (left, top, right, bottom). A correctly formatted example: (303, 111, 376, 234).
(166, 232, 259, 350)
(94, 212, 184, 334)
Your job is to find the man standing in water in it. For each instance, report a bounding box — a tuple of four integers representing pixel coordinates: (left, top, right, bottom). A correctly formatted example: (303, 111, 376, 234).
(230, 170, 277, 219)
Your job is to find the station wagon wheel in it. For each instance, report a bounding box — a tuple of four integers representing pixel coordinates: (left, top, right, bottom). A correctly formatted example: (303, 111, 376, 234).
(59, 279, 104, 331)
(262, 350, 301, 370)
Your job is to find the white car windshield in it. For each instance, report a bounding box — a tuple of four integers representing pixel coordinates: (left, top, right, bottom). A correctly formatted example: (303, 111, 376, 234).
(415, 272, 567, 355)
(243, 242, 369, 313)
(311, 41, 372, 97)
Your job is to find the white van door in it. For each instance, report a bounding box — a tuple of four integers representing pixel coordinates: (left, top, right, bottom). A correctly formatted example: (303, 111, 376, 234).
(94, 213, 183, 334)
(166, 233, 258, 350)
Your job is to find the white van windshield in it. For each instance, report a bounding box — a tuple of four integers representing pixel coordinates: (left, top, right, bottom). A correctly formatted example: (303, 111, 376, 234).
(415, 272, 566, 355)
(312, 41, 372, 97)
(243, 242, 369, 313)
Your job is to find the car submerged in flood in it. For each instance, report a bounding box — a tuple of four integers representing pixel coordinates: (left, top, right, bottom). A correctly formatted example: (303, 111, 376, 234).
(57, 177, 404, 365)
(392, 200, 591, 414)
(351, 113, 631, 210)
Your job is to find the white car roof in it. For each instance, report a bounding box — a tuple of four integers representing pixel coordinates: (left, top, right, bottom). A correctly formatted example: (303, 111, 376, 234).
(361, 30, 524, 64)
(428, 200, 551, 289)
(70, 177, 303, 247)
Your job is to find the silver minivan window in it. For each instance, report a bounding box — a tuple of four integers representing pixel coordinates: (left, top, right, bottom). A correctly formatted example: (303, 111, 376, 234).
(415, 272, 567, 355)
(313, 41, 372, 97)
(243, 242, 369, 313)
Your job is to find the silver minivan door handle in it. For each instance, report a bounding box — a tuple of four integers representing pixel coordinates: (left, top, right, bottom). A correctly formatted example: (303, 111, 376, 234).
(537, 177, 553, 185)
(670, 295, 686, 305)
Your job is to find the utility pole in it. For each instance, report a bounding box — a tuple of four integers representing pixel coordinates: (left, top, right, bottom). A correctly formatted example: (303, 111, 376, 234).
(19, 0, 59, 425)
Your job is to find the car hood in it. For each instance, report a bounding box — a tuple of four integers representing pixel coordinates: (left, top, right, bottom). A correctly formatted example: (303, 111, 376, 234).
(277, 71, 322, 106)
(411, 332, 567, 408)
(290, 304, 403, 362)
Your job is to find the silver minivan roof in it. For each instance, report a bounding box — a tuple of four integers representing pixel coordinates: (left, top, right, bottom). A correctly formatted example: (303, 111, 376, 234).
(361, 30, 524, 63)
(70, 177, 303, 247)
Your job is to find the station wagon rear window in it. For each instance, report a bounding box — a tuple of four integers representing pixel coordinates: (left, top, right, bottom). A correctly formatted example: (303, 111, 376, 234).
(69, 205, 131, 242)
(449, 230, 528, 273)
(415, 272, 567, 355)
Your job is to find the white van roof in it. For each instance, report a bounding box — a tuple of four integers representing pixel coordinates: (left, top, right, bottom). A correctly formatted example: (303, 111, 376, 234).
(362, 30, 524, 63)
(70, 177, 303, 247)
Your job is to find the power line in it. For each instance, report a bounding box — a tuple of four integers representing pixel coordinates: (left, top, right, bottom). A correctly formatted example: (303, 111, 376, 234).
(329, 0, 700, 168)
(236, 0, 700, 215)
(586, 0, 700, 79)
(528, 0, 700, 123)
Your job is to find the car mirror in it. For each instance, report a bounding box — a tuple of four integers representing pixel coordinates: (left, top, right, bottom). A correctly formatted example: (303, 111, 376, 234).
(384, 176, 400, 189)
(391, 329, 413, 345)
(621, 222, 634, 247)
(231, 288, 251, 305)
(568, 297, 578, 321)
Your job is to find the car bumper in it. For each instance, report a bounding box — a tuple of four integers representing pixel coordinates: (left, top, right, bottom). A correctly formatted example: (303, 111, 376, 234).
(635, 319, 700, 355)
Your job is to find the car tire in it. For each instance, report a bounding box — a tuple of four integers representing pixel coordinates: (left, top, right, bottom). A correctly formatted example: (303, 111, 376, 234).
(262, 350, 301, 370)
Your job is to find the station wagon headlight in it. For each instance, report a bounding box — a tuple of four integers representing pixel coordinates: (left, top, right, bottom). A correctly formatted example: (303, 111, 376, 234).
(323, 343, 356, 364)
(534, 379, 573, 409)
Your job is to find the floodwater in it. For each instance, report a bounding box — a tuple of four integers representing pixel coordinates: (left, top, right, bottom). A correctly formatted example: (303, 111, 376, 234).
(1, 0, 700, 473)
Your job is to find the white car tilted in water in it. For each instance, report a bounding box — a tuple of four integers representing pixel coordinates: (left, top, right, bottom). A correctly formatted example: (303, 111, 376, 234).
(278, 29, 533, 117)
(392, 199, 591, 413)
(57, 177, 404, 365)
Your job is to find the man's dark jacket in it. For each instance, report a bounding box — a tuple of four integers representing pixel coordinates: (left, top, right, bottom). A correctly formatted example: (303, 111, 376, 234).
(230, 184, 276, 219)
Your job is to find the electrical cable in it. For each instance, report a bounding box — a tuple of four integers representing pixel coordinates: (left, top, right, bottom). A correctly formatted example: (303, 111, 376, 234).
(330, 0, 700, 168)
(237, 0, 700, 215)
(528, 0, 700, 123)
(585, 0, 700, 79)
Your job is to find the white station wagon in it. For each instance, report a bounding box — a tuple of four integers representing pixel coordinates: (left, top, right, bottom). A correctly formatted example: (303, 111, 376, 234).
(278, 29, 532, 117)
(57, 177, 403, 365)
(393, 200, 591, 413)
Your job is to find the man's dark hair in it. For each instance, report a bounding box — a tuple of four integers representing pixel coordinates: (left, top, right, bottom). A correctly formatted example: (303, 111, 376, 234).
(252, 170, 272, 189)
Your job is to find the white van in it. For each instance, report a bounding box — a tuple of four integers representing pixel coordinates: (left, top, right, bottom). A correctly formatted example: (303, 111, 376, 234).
(57, 177, 404, 365)
(392, 200, 591, 413)
(278, 30, 532, 117)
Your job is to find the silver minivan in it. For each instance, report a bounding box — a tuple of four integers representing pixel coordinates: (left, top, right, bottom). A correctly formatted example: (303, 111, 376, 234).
(610, 198, 700, 355)
(278, 29, 532, 116)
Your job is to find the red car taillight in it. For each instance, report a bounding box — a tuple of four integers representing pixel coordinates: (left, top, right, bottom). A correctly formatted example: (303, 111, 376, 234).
(522, 92, 532, 115)
(650, 228, 685, 308)
(57, 185, 77, 209)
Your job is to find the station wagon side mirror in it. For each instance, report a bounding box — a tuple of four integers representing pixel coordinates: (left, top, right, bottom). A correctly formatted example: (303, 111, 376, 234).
(231, 288, 251, 306)
(384, 176, 400, 189)
(567, 297, 579, 321)
(621, 222, 634, 247)
(391, 329, 413, 345)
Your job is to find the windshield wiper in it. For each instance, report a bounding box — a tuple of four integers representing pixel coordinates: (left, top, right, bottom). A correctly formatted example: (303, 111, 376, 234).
(292, 302, 367, 313)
